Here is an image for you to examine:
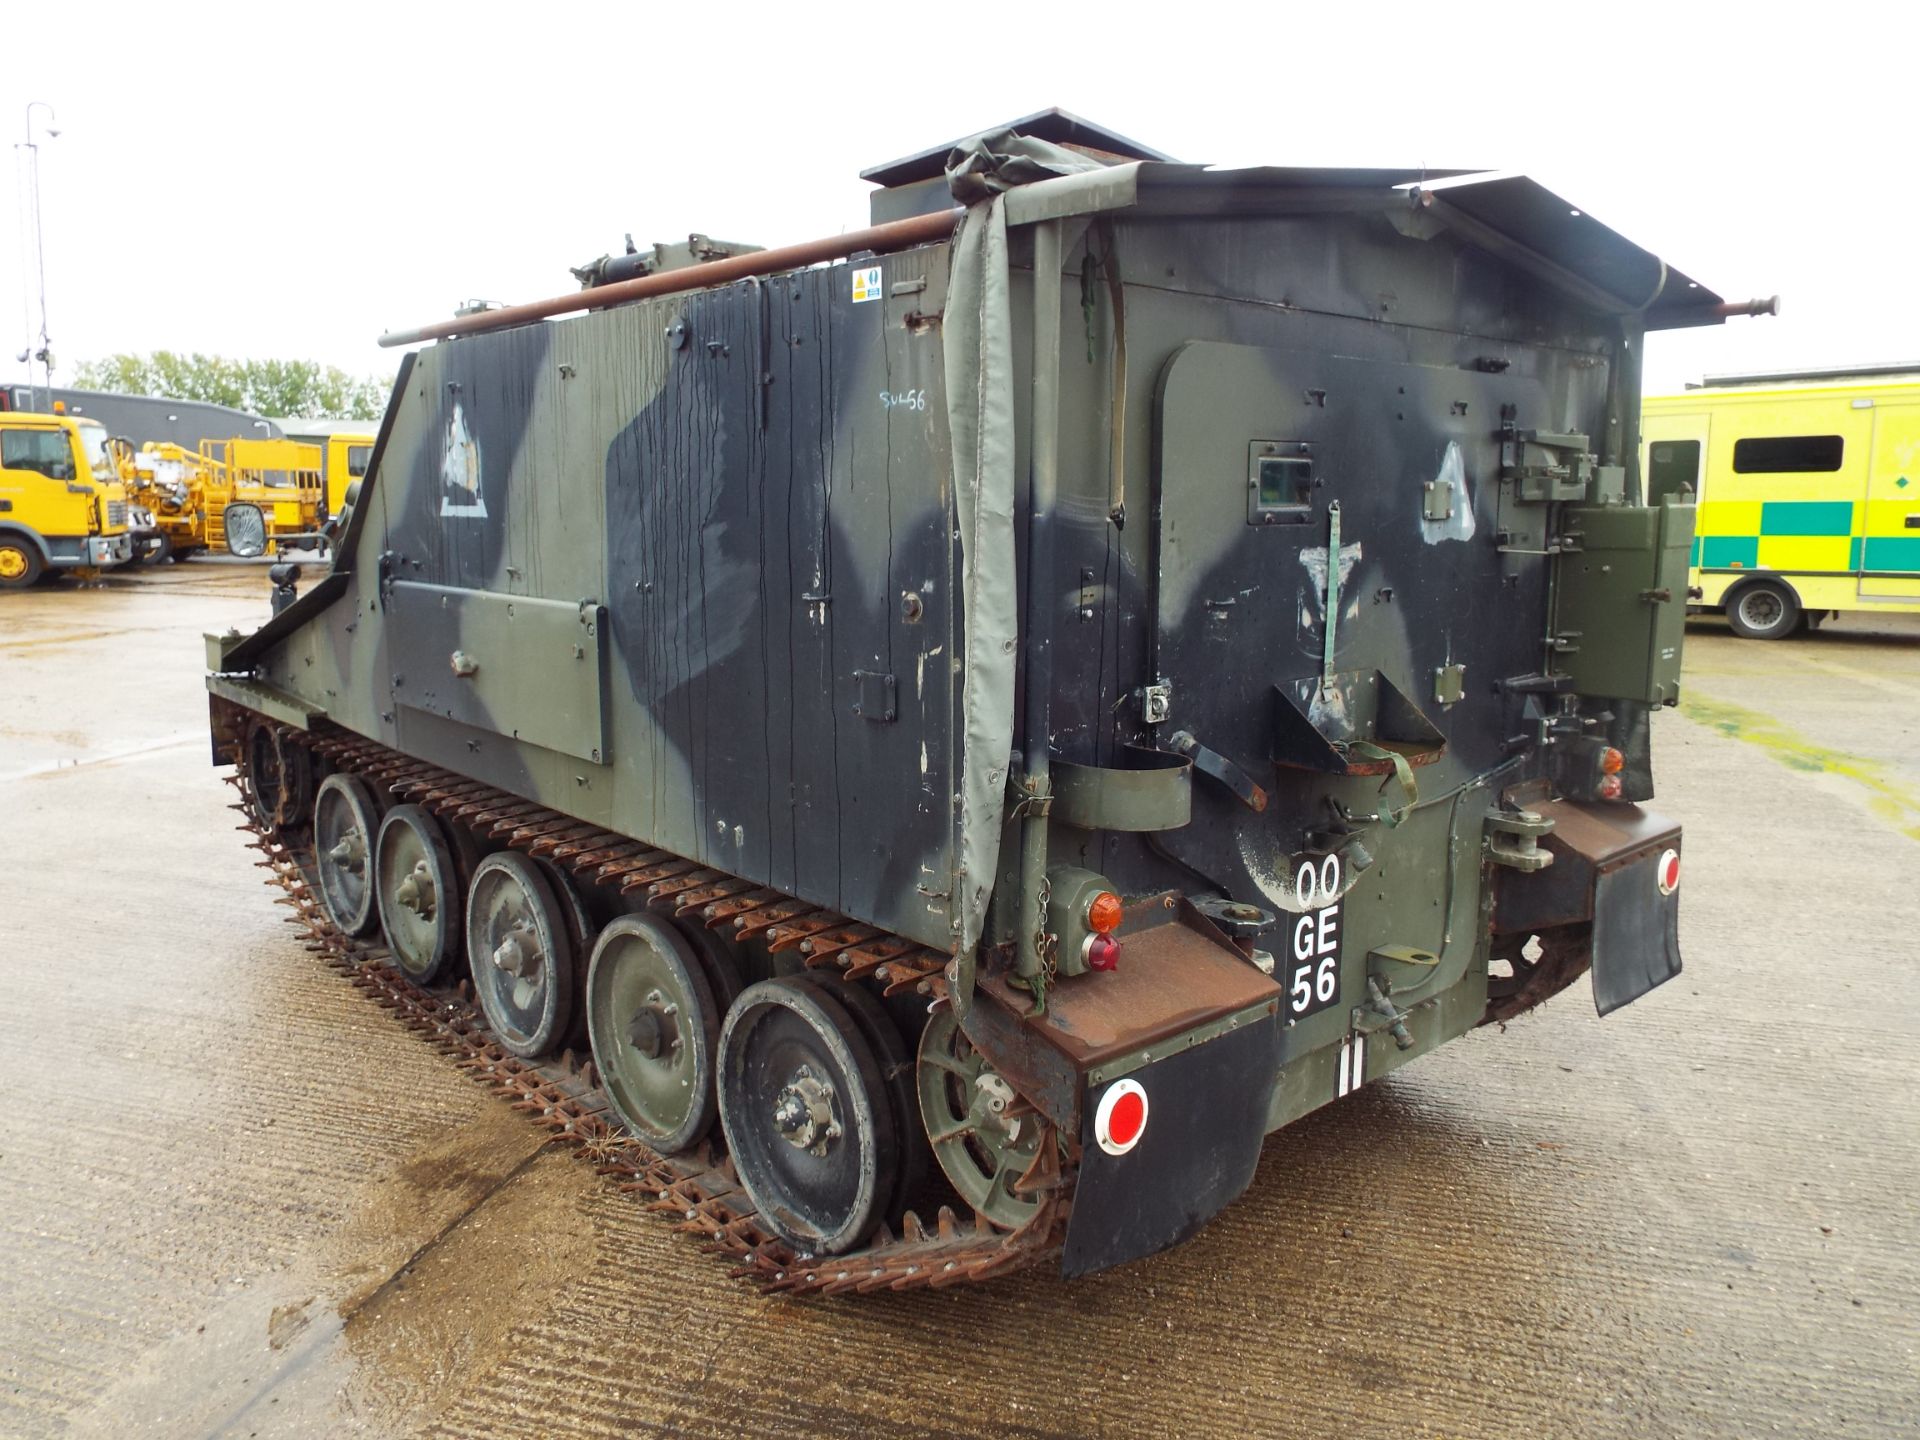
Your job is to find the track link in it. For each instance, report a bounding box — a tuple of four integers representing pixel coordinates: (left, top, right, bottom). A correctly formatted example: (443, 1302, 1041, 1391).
(228, 713, 1071, 1295)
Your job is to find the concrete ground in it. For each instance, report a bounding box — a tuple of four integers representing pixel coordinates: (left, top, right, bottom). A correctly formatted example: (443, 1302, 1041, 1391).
(2, 563, 1916, 1439)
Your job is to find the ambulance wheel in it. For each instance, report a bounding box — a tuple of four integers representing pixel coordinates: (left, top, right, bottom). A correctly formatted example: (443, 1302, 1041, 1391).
(1726, 580, 1801, 640)
(585, 914, 721, 1153)
(466, 851, 576, 1058)
(0, 538, 43, 589)
(717, 977, 899, 1255)
(374, 804, 462, 983)
(313, 773, 382, 936)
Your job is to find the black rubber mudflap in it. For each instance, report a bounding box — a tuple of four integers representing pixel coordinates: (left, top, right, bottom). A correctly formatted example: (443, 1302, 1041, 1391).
(1591, 845, 1683, 1016)
(1062, 1011, 1283, 1278)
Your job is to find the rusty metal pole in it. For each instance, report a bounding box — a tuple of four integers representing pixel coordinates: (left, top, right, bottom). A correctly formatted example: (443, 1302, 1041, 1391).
(379, 208, 966, 348)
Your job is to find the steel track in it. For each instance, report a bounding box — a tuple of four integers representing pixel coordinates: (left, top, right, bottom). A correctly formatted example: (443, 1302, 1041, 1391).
(229, 713, 1071, 1296)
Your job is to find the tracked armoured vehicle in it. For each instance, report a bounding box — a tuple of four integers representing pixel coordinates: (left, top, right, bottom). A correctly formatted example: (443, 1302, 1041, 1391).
(208, 112, 1772, 1290)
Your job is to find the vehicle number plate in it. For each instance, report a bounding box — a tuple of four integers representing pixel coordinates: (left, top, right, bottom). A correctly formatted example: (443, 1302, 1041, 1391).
(1286, 853, 1344, 1021)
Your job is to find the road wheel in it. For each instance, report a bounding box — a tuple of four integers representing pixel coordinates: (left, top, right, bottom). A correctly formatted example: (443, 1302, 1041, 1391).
(586, 915, 722, 1153)
(313, 773, 382, 936)
(0, 538, 43, 589)
(375, 804, 462, 984)
(717, 977, 900, 1255)
(1726, 580, 1802, 640)
(140, 532, 174, 565)
(466, 852, 576, 1057)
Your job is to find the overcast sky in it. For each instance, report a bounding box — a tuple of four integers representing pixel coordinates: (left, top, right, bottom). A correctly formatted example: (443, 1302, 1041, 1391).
(4, 2, 1909, 399)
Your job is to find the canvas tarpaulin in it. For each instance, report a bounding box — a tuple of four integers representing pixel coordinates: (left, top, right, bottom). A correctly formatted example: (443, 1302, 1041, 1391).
(940, 129, 1109, 954)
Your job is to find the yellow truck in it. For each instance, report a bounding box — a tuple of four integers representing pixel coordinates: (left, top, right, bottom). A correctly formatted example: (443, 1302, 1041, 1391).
(0, 411, 134, 587)
(316, 433, 375, 521)
(1642, 366, 1920, 637)
(114, 435, 328, 562)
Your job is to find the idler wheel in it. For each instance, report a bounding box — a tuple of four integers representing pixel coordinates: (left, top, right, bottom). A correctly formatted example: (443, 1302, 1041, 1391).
(916, 1006, 1047, 1232)
(717, 977, 899, 1255)
(374, 804, 461, 983)
(312, 773, 381, 936)
(465, 851, 575, 1058)
(243, 722, 311, 832)
(585, 915, 721, 1153)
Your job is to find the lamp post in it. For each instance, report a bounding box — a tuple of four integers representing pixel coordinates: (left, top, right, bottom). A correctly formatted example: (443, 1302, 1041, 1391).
(16, 101, 60, 412)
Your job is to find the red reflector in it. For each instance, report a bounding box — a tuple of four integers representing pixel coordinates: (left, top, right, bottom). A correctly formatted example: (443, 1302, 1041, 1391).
(1657, 848, 1680, 895)
(1085, 934, 1121, 972)
(1094, 1078, 1149, 1155)
(1108, 1091, 1145, 1145)
(1598, 774, 1624, 801)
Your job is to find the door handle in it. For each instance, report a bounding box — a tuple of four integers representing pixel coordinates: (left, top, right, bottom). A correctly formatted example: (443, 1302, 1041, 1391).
(1905, 514, 1920, 529)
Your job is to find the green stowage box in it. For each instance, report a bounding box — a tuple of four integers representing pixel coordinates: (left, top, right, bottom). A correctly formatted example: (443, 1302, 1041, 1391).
(1556, 501, 1696, 704)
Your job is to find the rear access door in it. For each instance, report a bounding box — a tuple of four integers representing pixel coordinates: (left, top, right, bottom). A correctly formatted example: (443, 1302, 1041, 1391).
(1151, 338, 1570, 833)
(1861, 399, 1920, 602)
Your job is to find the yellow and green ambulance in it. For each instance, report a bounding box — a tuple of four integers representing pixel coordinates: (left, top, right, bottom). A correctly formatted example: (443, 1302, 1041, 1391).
(1642, 366, 1920, 637)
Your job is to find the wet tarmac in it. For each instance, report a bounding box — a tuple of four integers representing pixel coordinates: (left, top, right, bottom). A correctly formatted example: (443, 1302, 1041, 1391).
(2, 564, 1916, 1438)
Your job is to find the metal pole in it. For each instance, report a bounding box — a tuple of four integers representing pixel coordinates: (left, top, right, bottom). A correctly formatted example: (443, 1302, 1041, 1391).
(19, 103, 58, 410)
(379, 207, 965, 348)
(1015, 220, 1063, 1003)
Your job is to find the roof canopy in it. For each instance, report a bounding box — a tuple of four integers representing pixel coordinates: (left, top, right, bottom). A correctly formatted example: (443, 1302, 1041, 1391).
(866, 113, 1731, 331)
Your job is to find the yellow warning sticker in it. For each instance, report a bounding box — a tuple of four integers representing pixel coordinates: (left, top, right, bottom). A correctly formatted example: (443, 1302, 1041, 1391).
(851, 266, 883, 303)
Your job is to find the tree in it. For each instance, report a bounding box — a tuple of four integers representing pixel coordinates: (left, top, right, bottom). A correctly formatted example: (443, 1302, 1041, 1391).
(70, 352, 392, 420)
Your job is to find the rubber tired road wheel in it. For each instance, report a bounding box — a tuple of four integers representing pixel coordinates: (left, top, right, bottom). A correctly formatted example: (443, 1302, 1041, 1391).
(466, 851, 575, 1058)
(0, 538, 44, 589)
(313, 773, 382, 936)
(375, 804, 461, 983)
(586, 915, 721, 1153)
(1727, 580, 1801, 640)
(814, 975, 929, 1223)
(717, 977, 899, 1256)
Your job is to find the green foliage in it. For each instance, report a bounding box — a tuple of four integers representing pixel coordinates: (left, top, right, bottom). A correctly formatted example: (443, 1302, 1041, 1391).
(70, 352, 391, 420)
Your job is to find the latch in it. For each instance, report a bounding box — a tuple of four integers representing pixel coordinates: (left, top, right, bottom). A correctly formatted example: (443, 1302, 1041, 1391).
(1485, 806, 1555, 871)
(1501, 427, 1594, 503)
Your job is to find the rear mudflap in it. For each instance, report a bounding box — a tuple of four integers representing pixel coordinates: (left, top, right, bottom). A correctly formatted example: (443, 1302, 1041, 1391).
(960, 895, 1284, 1278)
(1493, 796, 1683, 1017)
(1062, 1011, 1282, 1277)
(1590, 841, 1682, 1015)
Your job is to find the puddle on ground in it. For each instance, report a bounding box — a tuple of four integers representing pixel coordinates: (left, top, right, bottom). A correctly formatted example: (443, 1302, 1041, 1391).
(1681, 692, 1920, 842)
(62, 1104, 601, 1438)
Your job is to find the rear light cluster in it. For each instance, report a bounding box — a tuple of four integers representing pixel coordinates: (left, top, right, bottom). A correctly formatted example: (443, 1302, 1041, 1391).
(1082, 890, 1123, 972)
(1597, 746, 1625, 801)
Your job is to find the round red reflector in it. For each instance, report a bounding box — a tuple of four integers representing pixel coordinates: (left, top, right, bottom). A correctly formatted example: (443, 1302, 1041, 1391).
(1084, 933, 1121, 972)
(1087, 890, 1124, 934)
(1657, 848, 1680, 895)
(1094, 1079, 1149, 1156)
(1598, 774, 1624, 801)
